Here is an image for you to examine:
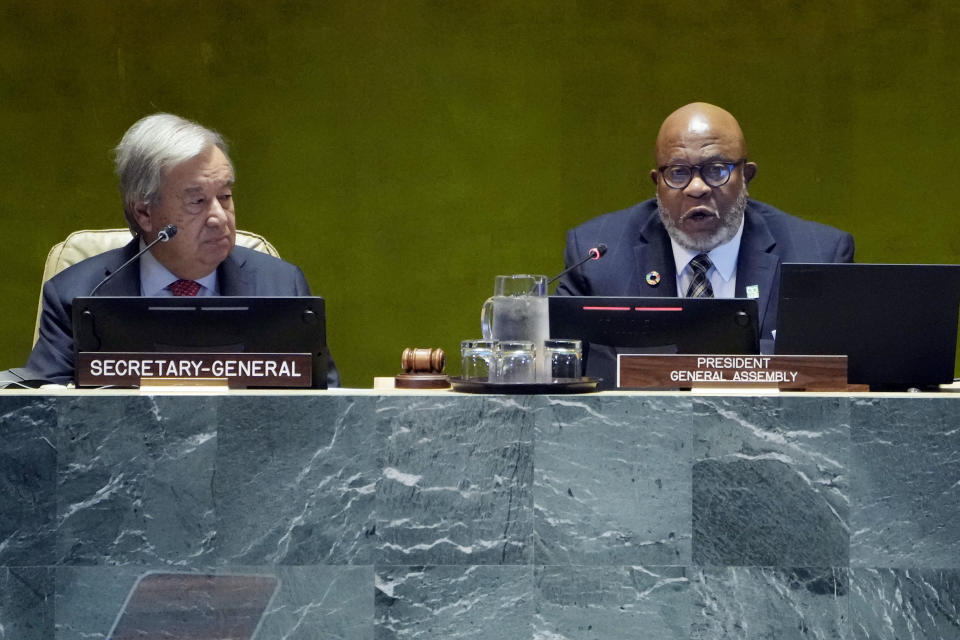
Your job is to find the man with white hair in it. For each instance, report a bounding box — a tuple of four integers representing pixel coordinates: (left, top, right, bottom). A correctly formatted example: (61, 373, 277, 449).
(27, 113, 339, 386)
(557, 102, 854, 349)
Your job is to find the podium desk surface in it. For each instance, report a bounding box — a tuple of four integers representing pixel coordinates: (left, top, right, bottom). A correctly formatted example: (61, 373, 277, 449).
(5, 382, 960, 397)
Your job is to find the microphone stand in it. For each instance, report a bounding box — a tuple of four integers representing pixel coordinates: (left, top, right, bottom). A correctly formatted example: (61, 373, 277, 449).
(546, 244, 607, 289)
(89, 225, 178, 296)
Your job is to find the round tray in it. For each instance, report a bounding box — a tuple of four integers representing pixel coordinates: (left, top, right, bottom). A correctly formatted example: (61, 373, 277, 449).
(449, 377, 599, 394)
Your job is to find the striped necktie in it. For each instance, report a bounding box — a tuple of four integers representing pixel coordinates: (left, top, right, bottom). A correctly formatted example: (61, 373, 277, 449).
(685, 254, 714, 298)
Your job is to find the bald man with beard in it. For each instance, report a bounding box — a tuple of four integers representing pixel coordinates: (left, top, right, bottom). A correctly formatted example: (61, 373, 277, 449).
(557, 102, 854, 357)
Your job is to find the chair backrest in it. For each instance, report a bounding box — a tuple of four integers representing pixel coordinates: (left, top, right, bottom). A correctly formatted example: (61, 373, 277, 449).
(34, 228, 280, 344)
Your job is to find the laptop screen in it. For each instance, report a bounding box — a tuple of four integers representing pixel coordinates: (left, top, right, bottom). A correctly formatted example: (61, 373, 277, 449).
(775, 263, 960, 390)
(549, 296, 759, 389)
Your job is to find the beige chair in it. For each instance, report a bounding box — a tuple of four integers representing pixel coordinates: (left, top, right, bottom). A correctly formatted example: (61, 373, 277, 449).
(34, 228, 280, 344)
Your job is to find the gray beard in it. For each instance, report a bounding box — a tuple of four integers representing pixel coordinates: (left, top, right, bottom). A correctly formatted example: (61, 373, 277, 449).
(657, 184, 747, 253)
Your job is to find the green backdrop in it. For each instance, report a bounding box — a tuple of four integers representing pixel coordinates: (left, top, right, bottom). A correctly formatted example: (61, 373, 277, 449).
(3, 1, 959, 387)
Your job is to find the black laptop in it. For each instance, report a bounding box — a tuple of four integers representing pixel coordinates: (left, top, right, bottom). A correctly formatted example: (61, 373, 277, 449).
(549, 296, 759, 389)
(775, 263, 960, 390)
(72, 296, 330, 389)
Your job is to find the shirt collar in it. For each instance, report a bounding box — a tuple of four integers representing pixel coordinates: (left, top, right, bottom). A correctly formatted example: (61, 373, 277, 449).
(138, 239, 219, 296)
(669, 215, 745, 283)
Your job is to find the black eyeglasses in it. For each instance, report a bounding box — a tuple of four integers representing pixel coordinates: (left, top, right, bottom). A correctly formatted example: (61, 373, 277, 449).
(658, 158, 746, 189)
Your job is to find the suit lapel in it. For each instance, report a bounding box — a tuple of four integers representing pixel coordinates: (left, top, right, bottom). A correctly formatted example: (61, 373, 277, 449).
(218, 249, 252, 296)
(735, 205, 779, 331)
(633, 213, 678, 297)
(632, 203, 779, 328)
(96, 239, 142, 296)
(97, 243, 254, 297)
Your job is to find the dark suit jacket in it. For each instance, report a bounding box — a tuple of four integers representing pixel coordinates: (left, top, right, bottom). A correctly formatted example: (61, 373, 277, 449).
(557, 198, 855, 346)
(27, 239, 340, 386)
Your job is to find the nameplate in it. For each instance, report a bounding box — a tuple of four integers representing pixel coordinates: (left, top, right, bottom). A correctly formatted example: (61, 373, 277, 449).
(617, 354, 851, 391)
(76, 352, 312, 388)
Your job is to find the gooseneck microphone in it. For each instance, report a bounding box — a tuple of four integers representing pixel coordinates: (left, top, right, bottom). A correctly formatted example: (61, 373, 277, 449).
(89, 224, 178, 296)
(547, 242, 607, 287)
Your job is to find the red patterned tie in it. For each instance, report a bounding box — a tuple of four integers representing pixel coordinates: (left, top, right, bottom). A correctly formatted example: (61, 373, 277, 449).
(168, 279, 201, 297)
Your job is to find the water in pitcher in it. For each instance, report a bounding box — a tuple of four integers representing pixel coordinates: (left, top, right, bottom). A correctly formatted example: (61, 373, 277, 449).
(491, 296, 550, 380)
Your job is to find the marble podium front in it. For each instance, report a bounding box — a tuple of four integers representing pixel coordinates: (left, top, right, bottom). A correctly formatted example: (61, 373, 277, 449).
(1, 391, 958, 639)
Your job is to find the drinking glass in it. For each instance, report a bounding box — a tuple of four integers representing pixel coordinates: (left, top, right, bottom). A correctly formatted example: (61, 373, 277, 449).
(493, 340, 536, 383)
(460, 339, 496, 381)
(544, 338, 582, 379)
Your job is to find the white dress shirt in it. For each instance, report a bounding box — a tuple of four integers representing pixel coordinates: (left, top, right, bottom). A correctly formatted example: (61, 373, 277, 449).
(138, 241, 219, 297)
(670, 217, 745, 298)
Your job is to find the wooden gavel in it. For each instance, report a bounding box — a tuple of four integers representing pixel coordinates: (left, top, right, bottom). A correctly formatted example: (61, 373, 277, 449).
(401, 348, 445, 374)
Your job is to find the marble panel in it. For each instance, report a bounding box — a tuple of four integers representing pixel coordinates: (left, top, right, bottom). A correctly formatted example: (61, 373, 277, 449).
(534, 565, 690, 639)
(3, 391, 958, 639)
(252, 565, 374, 640)
(690, 567, 849, 640)
(0, 396, 57, 567)
(55, 565, 148, 638)
(55, 396, 218, 565)
(214, 396, 380, 565)
(692, 397, 849, 566)
(377, 396, 535, 565)
(375, 565, 531, 639)
(850, 398, 960, 568)
(0, 567, 54, 640)
(848, 568, 960, 640)
(535, 396, 692, 565)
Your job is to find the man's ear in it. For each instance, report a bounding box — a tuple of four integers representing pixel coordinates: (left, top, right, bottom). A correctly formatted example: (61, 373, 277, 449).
(649, 169, 659, 186)
(742, 162, 758, 197)
(133, 202, 153, 234)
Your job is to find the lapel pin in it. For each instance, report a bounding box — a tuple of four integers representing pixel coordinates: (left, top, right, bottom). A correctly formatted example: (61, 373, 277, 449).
(645, 271, 661, 287)
(746, 284, 759, 299)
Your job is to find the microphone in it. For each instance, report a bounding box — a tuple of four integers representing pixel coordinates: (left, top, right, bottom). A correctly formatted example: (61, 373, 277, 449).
(155, 224, 177, 242)
(89, 224, 178, 296)
(547, 242, 607, 287)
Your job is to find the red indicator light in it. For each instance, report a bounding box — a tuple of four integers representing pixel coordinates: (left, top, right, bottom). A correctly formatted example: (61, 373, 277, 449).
(582, 306, 632, 311)
(634, 307, 683, 311)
